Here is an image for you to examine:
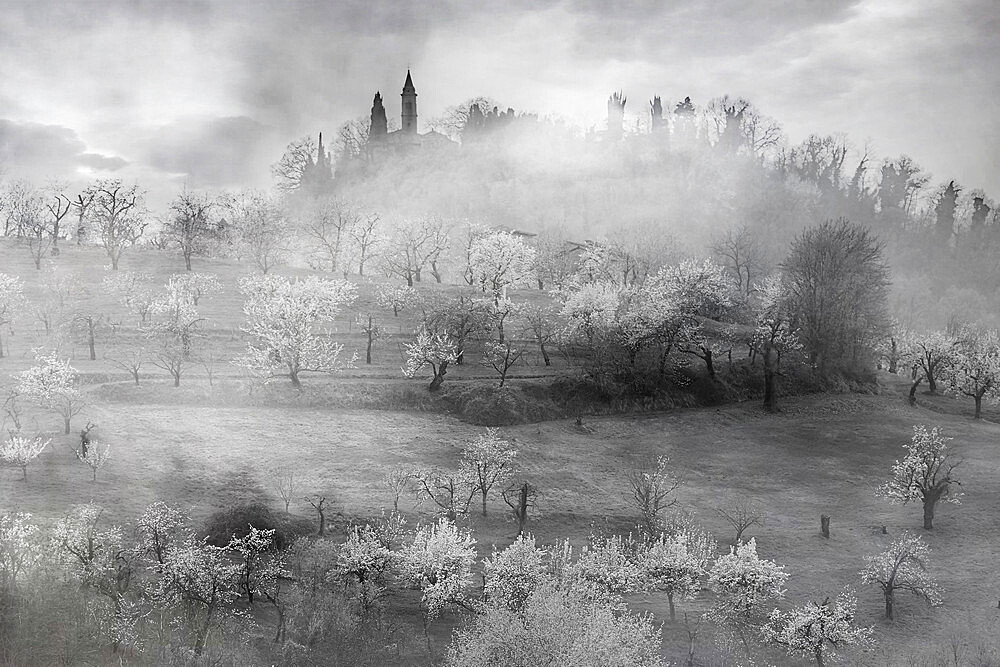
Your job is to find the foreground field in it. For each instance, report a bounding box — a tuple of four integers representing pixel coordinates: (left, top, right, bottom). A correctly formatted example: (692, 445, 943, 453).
(2, 367, 998, 664)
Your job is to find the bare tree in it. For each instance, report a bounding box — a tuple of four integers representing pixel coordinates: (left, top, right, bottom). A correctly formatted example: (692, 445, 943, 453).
(296, 197, 360, 273)
(165, 189, 216, 270)
(269, 470, 297, 514)
(711, 225, 767, 297)
(271, 135, 317, 191)
(89, 180, 147, 270)
(715, 497, 765, 544)
(625, 455, 682, 533)
(223, 189, 289, 273)
(347, 210, 383, 276)
(43, 183, 73, 255)
(502, 480, 538, 537)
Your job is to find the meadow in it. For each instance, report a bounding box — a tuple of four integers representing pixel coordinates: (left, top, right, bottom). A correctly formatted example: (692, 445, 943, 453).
(1, 241, 998, 665)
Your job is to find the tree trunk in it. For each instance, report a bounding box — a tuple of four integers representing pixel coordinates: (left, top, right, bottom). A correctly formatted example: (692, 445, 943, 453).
(0, 329, 4, 359)
(974, 395, 982, 419)
(667, 592, 676, 621)
(540, 343, 551, 367)
(429, 361, 448, 392)
(133, 370, 140, 386)
(366, 337, 373, 364)
(763, 346, 777, 413)
(704, 347, 714, 379)
(923, 498, 935, 530)
(481, 490, 488, 517)
(821, 514, 830, 538)
(815, 646, 825, 667)
(909, 376, 922, 405)
(927, 372, 937, 393)
(888, 339, 898, 373)
(884, 590, 894, 619)
(64, 416, 71, 434)
(88, 321, 96, 361)
(185, 253, 192, 271)
(290, 370, 301, 389)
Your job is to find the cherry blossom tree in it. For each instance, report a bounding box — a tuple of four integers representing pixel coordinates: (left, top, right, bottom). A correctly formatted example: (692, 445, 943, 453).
(76, 439, 111, 482)
(400, 518, 477, 626)
(375, 283, 416, 317)
(0, 273, 26, 358)
(763, 589, 875, 666)
(228, 525, 278, 606)
(402, 329, 459, 391)
(158, 537, 242, 655)
(167, 272, 223, 306)
(640, 528, 714, 620)
(876, 424, 962, 530)
(16, 351, 86, 434)
(0, 511, 41, 589)
(483, 534, 547, 611)
(707, 538, 788, 659)
(236, 274, 357, 388)
(860, 532, 942, 619)
(135, 501, 190, 567)
(446, 581, 664, 667)
(467, 230, 537, 302)
(383, 217, 451, 285)
(336, 516, 399, 610)
(356, 312, 386, 364)
(461, 429, 518, 516)
(942, 328, 1000, 418)
(516, 302, 559, 366)
(0, 433, 49, 481)
(145, 286, 205, 386)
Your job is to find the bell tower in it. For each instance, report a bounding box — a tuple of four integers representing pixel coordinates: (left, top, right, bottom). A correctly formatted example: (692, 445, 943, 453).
(401, 69, 417, 134)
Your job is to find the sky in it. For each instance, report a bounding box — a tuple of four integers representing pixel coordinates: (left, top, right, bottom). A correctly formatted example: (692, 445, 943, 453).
(0, 0, 997, 206)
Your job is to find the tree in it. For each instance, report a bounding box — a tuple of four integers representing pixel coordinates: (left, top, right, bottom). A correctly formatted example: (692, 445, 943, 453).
(69, 184, 97, 245)
(375, 283, 416, 317)
(223, 189, 290, 273)
(762, 589, 874, 667)
(750, 274, 801, 412)
(860, 532, 942, 619)
(0, 512, 41, 589)
(228, 525, 279, 606)
(625, 455, 682, 534)
(88, 180, 146, 270)
(483, 534, 547, 611)
(105, 342, 146, 386)
(400, 518, 476, 623)
(0, 433, 49, 481)
(296, 196, 360, 273)
(384, 217, 450, 286)
(75, 439, 111, 482)
(159, 537, 242, 655)
(16, 352, 85, 434)
(876, 424, 961, 530)
(402, 329, 459, 391)
(467, 230, 536, 301)
(517, 302, 559, 366)
(13, 184, 53, 269)
(43, 185, 73, 255)
(707, 538, 787, 659)
(336, 516, 399, 610)
(481, 339, 523, 388)
(167, 272, 223, 306)
(135, 501, 190, 566)
(271, 135, 319, 192)
(347, 209, 383, 276)
(715, 497, 766, 544)
(461, 428, 517, 516)
(907, 330, 956, 394)
(942, 328, 1000, 418)
(268, 470, 297, 514)
(102, 270, 155, 327)
(782, 219, 890, 372)
(640, 528, 714, 620)
(411, 467, 477, 520)
(235, 274, 357, 388)
(446, 581, 664, 667)
(711, 224, 767, 298)
(165, 189, 216, 270)
(356, 312, 385, 364)
(145, 285, 205, 387)
(0, 273, 26, 359)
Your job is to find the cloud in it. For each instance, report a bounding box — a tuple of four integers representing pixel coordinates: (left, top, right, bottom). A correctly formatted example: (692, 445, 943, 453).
(129, 115, 280, 188)
(0, 119, 127, 177)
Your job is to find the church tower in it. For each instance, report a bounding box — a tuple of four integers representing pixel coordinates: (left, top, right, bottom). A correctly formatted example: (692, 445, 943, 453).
(401, 70, 417, 134)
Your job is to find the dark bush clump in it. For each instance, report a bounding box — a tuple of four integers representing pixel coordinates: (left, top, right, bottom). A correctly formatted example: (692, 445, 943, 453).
(202, 502, 312, 549)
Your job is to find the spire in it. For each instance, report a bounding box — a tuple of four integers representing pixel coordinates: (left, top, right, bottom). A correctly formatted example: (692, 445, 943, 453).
(401, 70, 418, 134)
(370, 91, 387, 138)
(316, 132, 325, 167)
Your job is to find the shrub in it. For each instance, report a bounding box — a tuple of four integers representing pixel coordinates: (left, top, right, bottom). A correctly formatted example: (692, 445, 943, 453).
(202, 502, 311, 550)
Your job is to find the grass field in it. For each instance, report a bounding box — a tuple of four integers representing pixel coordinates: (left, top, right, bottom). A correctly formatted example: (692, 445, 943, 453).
(1, 242, 999, 665)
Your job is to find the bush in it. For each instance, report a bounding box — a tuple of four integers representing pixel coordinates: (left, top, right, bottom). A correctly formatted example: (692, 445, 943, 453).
(202, 502, 312, 550)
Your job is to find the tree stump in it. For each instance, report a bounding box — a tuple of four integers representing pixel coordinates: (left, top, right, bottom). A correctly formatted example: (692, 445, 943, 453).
(820, 514, 830, 539)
